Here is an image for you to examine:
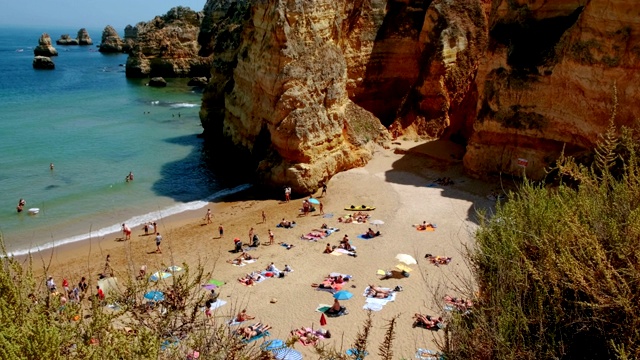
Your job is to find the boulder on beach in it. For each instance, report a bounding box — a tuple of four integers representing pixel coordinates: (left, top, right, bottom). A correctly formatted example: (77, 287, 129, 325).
(34, 33, 58, 57)
(148, 77, 167, 87)
(33, 56, 55, 69)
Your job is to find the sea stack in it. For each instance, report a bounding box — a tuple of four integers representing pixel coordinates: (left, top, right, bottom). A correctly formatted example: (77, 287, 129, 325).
(77, 28, 93, 45)
(99, 25, 125, 53)
(34, 33, 58, 56)
(33, 56, 55, 69)
(56, 34, 79, 45)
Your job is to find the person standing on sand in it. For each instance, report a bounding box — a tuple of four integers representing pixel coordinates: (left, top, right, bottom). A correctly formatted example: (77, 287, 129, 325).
(248, 227, 254, 244)
(321, 183, 327, 197)
(155, 233, 162, 253)
(122, 223, 132, 240)
(262, 211, 267, 224)
(319, 201, 324, 215)
(268, 229, 275, 245)
(284, 187, 291, 202)
(205, 209, 213, 224)
(218, 224, 224, 238)
(103, 254, 113, 278)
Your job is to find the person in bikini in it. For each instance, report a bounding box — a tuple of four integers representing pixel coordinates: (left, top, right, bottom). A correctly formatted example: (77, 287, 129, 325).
(235, 309, 255, 322)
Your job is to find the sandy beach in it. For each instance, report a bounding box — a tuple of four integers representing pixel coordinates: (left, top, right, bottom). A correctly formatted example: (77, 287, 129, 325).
(27, 139, 500, 359)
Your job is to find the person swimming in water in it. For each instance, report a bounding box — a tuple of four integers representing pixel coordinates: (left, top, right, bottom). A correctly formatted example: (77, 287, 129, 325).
(17, 199, 26, 213)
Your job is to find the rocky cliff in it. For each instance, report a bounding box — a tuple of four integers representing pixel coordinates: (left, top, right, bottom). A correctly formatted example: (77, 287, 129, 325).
(126, 6, 212, 78)
(199, 0, 389, 193)
(464, 0, 640, 179)
(197, 0, 640, 190)
(34, 33, 58, 57)
(77, 28, 93, 45)
(99, 25, 130, 53)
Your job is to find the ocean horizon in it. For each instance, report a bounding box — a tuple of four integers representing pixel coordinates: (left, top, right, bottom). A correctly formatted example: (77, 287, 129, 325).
(0, 25, 249, 256)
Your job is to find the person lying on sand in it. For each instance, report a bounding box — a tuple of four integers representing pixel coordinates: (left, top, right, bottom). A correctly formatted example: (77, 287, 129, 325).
(238, 272, 263, 285)
(365, 228, 381, 238)
(227, 252, 259, 265)
(415, 221, 436, 231)
(366, 285, 393, 298)
(413, 314, 444, 329)
(279, 219, 295, 228)
(425, 254, 452, 266)
(444, 295, 473, 312)
(236, 323, 271, 339)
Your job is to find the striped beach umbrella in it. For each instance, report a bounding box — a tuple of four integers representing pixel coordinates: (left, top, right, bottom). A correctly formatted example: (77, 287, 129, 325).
(272, 347, 303, 360)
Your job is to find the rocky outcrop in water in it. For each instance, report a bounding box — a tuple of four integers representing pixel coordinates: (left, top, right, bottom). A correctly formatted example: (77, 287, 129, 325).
(33, 56, 55, 69)
(126, 6, 211, 78)
(148, 77, 167, 87)
(34, 33, 58, 56)
(56, 34, 79, 45)
(99, 25, 127, 53)
(197, 0, 640, 190)
(77, 28, 93, 45)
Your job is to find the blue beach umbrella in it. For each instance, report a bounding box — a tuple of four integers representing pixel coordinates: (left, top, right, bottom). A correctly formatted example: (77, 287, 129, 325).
(260, 339, 285, 351)
(272, 347, 303, 360)
(144, 290, 165, 302)
(308, 198, 320, 205)
(149, 271, 172, 282)
(333, 290, 353, 300)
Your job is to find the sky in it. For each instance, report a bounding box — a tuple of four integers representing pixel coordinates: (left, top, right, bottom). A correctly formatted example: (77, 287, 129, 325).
(1, 0, 207, 30)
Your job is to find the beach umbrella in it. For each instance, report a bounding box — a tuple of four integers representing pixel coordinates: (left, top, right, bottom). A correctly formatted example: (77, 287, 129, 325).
(149, 271, 172, 282)
(207, 279, 224, 286)
(308, 198, 320, 205)
(333, 290, 353, 300)
(144, 290, 165, 302)
(166, 265, 183, 272)
(396, 254, 417, 265)
(272, 347, 303, 360)
(201, 284, 218, 291)
(260, 339, 285, 351)
(370, 219, 384, 226)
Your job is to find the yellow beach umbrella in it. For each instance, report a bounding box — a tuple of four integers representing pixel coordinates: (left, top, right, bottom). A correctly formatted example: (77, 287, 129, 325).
(395, 264, 413, 273)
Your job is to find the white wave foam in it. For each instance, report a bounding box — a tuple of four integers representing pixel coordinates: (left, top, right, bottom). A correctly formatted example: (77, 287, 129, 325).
(169, 103, 198, 108)
(151, 100, 160, 105)
(7, 184, 252, 257)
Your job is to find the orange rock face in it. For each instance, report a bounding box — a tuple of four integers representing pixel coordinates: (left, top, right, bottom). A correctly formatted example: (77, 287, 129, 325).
(199, 0, 640, 189)
(464, 0, 640, 179)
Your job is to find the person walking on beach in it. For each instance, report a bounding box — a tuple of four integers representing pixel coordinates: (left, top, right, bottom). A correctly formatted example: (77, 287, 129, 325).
(261, 210, 267, 224)
(155, 233, 163, 253)
(284, 187, 291, 202)
(218, 224, 224, 238)
(122, 223, 132, 240)
(205, 209, 213, 224)
(319, 201, 324, 215)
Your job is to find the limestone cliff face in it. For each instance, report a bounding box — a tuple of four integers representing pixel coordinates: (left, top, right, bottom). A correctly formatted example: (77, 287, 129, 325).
(77, 28, 93, 45)
(198, 0, 640, 189)
(125, 6, 211, 78)
(199, 0, 388, 193)
(34, 33, 58, 57)
(463, 0, 640, 179)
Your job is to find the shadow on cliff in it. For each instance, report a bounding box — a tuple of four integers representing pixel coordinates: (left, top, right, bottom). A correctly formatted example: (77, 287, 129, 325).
(151, 134, 252, 202)
(385, 140, 503, 225)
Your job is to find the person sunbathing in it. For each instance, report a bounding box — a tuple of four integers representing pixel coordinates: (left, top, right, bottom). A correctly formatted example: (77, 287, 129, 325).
(366, 285, 393, 298)
(323, 243, 333, 254)
(279, 219, 293, 228)
(227, 252, 258, 264)
(425, 254, 452, 265)
(413, 314, 444, 329)
(235, 309, 255, 322)
(236, 323, 271, 339)
(339, 241, 354, 251)
(444, 295, 473, 311)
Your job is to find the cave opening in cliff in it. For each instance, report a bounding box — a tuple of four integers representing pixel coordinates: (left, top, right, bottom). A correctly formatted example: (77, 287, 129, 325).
(490, 6, 584, 73)
(252, 125, 272, 164)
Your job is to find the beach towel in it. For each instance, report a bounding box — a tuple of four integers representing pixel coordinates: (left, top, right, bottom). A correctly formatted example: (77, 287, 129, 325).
(322, 213, 334, 218)
(357, 234, 374, 240)
(415, 348, 444, 360)
(328, 273, 352, 280)
(362, 302, 384, 311)
(207, 299, 227, 311)
(316, 304, 332, 313)
(276, 223, 296, 229)
(226, 319, 245, 326)
(232, 262, 247, 267)
(330, 251, 343, 256)
(362, 287, 396, 301)
(244, 259, 257, 264)
(346, 348, 369, 359)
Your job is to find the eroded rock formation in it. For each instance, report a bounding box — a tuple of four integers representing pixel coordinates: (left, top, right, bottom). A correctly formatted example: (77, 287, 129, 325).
(197, 0, 640, 190)
(56, 34, 79, 45)
(100, 26, 127, 53)
(33, 56, 55, 69)
(199, 0, 388, 193)
(463, 0, 640, 179)
(77, 28, 93, 45)
(34, 33, 58, 57)
(125, 6, 211, 78)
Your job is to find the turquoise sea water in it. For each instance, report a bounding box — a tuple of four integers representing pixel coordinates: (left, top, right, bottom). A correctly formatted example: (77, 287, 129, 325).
(0, 26, 249, 255)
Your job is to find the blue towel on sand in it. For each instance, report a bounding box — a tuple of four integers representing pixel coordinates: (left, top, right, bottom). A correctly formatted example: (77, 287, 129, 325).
(357, 234, 373, 240)
(242, 330, 270, 343)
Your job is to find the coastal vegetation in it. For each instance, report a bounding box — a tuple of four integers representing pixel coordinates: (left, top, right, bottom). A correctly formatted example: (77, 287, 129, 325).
(447, 104, 640, 358)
